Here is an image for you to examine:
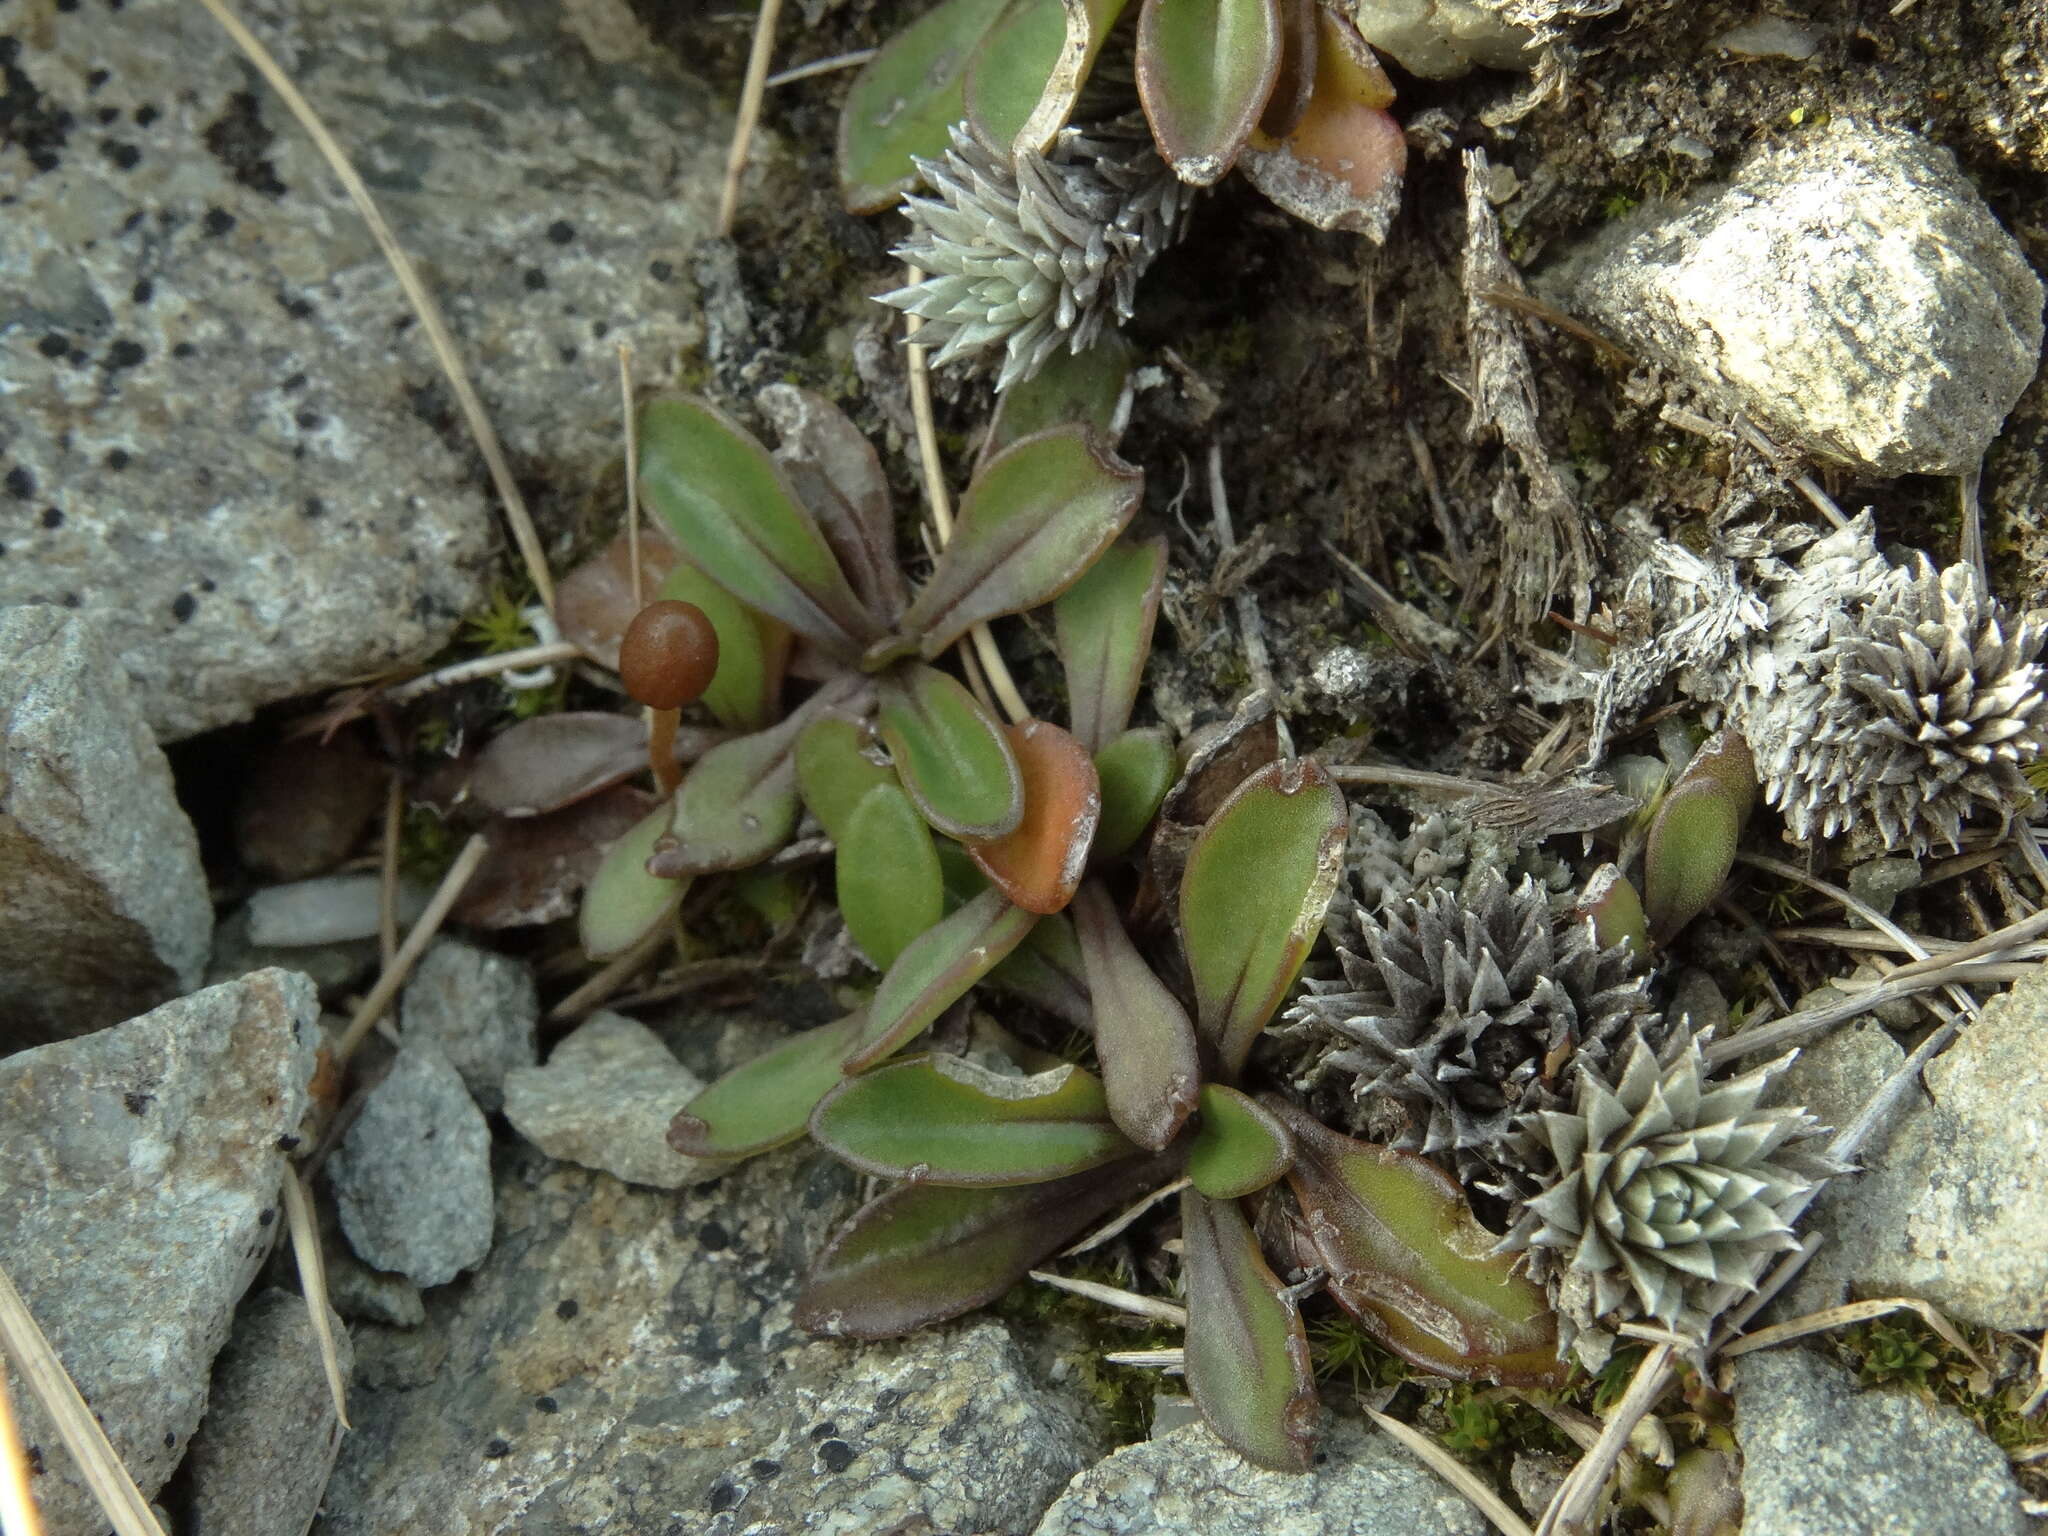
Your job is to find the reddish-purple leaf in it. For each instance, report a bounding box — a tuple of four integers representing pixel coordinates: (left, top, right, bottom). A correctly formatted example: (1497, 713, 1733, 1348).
(454, 785, 657, 929)
(468, 712, 729, 818)
(758, 383, 908, 626)
(1181, 1189, 1318, 1471)
(1072, 880, 1199, 1151)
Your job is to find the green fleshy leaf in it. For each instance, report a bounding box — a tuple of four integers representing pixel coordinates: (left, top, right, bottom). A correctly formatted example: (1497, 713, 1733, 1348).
(1580, 864, 1649, 958)
(637, 396, 878, 656)
(733, 866, 804, 929)
(794, 1155, 1170, 1337)
(1072, 880, 1198, 1151)
(1264, 1098, 1564, 1387)
(577, 801, 688, 959)
(966, 0, 1130, 155)
(650, 678, 869, 878)
(1055, 537, 1167, 753)
(1092, 727, 1175, 860)
(1181, 1189, 1318, 1472)
(838, 0, 1015, 213)
(1187, 1084, 1293, 1199)
(668, 1012, 870, 1159)
(796, 715, 897, 846)
(844, 888, 1041, 1071)
(1644, 727, 1755, 945)
(654, 559, 789, 733)
(877, 664, 1025, 841)
(1180, 758, 1347, 1078)
(981, 333, 1134, 468)
(1135, 0, 1284, 186)
(811, 1055, 1132, 1184)
(899, 427, 1143, 659)
(839, 784, 946, 970)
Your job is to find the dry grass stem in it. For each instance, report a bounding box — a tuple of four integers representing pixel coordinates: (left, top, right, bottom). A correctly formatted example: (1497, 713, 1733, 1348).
(717, 0, 788, 235)
(765, 48, 876, 87)
(1366, 1407, 1537, 1536)
(1703, 953, 2022, 1067)
(0, 1356, 45, 1536)
(0, 1264, 160, 1536)
(619, 341, 645, 608)
(1719, 1297, 1983, 1373)
(1538, 1342, 1675, 1536)
(1207, 445, 1275, 701)
(381, 643, 586, 707)
(1101, 1348, 1185, 1369)
(334, 832, 490, 1063)
(1027, 1272, 1187, 1326)
(1062, 1178, 1191, 1256)
(378, 772, 404, 968)
(190, 0, 556, 612)
(2023, 1332, 2048, 1416)
(279, 1171, 353, 1430)
(903, 273, 1029, 724)
(547, 916, 675, 1022)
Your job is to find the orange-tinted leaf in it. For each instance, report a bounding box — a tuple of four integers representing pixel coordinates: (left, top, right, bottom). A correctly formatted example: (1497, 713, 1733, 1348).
(1239, 12, 1404, 238)
(963, 720, 1100, 915)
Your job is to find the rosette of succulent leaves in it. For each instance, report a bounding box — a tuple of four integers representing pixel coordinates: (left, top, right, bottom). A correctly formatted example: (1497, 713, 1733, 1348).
(834, 0, 1538, 388)
(1586, 511, 2048, 859)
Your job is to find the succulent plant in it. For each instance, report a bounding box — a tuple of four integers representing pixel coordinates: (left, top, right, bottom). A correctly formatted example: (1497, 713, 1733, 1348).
(1496, 1028, 1839, 1368)
(882, 120, 1194, 391)
(1281, 868, 1659, 1185)
(1746, 556, 2048, 855)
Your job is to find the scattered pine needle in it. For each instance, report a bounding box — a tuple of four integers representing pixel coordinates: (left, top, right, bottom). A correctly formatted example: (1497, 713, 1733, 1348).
(1028, 1272, 1187, 1327)
(619, 342, 645, 609)
(189, 0, 557, 613)
(0, 1263, 161, 1536)
(548, 913, 677, 1023)
(717, 0, 788, 235)
(1101, 1348, 1184, 1369)
(1063, 1178, 1190, 1256)
(765, 48, 876, 88)
(1366, 1406, 1536, 1536)
(1537, 1342, 1675, 1536)
(279, 1171, 353, 1431)
(0, 1354, 45, 1536)
(378, 772, 404, 968)
(334, 832, 490, 1063)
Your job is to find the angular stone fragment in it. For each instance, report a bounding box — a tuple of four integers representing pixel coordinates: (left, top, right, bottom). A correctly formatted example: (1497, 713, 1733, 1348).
(502, 1011, 722, 1189)
(0, 607, 211, 1049)
(326, 1044, 494, 1289)
(0, 970, 319, 1535)
(1734, 1349, 2028, 1536)
(184, 1288, 354, 1536)
(399, 940, 538, 1113)
(1546, 123, 2044, 477)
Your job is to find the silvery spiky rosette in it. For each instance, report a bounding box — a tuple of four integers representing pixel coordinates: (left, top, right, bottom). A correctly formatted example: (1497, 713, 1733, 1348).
(1496, 1028, 1839, 1369)
(1279, 869, 1659, 1185)
(1740, 552, 2048, 853)
(881, 119, 1194, 391)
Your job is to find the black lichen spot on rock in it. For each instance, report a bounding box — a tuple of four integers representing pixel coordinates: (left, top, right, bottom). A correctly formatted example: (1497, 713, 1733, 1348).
(555, 1298, 579, 1320)
(104, 449, 129, 471)
(483, 1438, 511, 1459)
(202, 207, 237, 237)
(0, 39, 73, 173)
(5, 467, 35, 501)
(258, 1206, 275, 1227)
(278, 293, 315, 319)
(40, 507, 61, 529)
(134, 105, 158, 128)
(38, 333, 68, 358)
(650, 260, 674, 282)
(172, 341, 195, 358)
(697, 1220, 730, 1252)
(523, 267, 547, 292)
(547, 220, 576, 245)
(296, 410, 322, 431)
(131, 279, 153, 304)
(750, 1459, 781, 1479)
(202, 91, 287, 198)
(706, 1482, 740, 1514)
(106, 338, 145, 370)
(170, 592, 196, 622)
(817, 1439, 855, 1474)
(122, 1091, 151, 1114)
(101, 139, 139, 171)
(302, 496, 325, 518)
(534, 1396, 558, 1414)
(807, 1421, 838, 1442)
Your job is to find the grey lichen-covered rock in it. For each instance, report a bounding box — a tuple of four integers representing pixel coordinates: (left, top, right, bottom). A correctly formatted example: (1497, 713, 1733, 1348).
(1732, 1349, 2028, 1536)
(1782, 968, 2048, 1329)
(326, 1044, 493, 1288)
(316, 1143, 1101, 1535)
(501, 1011, 722, 1189)
(0, 970, 319, 1536)
(399, 939, 538, 1113)
(0, 0, 721, 739)
(183, 1288, 354, 1536)
(1031, 1415, 1488, 1536)
(1545, 122, 2044, 477)
(0, 608, 211, 1048)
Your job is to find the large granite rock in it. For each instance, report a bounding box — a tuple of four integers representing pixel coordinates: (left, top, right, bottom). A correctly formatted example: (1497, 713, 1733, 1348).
(1032, 1415, 1488, 1536)
(0, 0, 721, 738)
(0, 607, 211, 1048)
(1733, 1349, 2028, 1536)
(1775, 969, 2048, 1330)
(316, 1144, 1103, 1536)
(1545, 122, 2043, 478)
(183, 1287, 355, 1536)
(0, 970, 319, 1535)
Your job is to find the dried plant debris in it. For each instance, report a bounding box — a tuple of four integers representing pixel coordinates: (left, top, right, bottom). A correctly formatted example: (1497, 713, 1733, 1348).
(1282, 869, 1658, 1185)
(1497, 1028, 1840, 1370)
(883, 120, 1195, 391)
